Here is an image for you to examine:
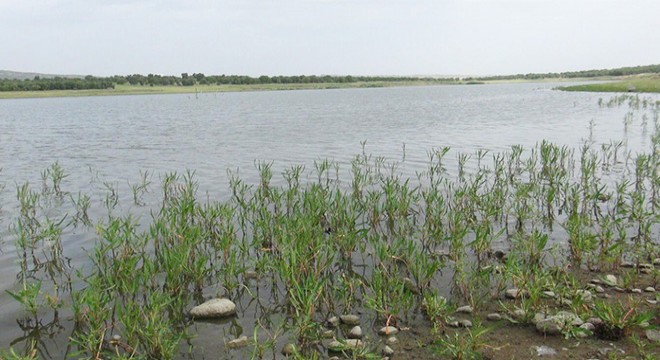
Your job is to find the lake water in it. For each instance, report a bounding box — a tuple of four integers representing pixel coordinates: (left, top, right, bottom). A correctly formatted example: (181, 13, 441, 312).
(0, 83, 657, 357)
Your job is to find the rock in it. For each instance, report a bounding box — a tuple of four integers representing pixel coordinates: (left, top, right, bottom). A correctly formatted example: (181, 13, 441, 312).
(580, 322, 596, 331)
(327, 316, 340, 327)
(644, 287, 656, 292)
(590, 278, 603, 285)
(587, 317, 603, 326)
(282, 343, 296, 356)
(378, 326, 399, 335)
(383, 345, 394, 356)
(190, 298, 236, 319)
(487, 313, 502, 321)
(448, 320, 460, 328)
(646, 329, 660, 342)
(603, 274, 618, 287)
(621, 261, 634, 268)
(328, 339, 364, 351)
(640, 268, 652, 274)
(653, 258, 660, 266)
(455, 305, 474, 314)
(532, 313, 546, 325)
(535, 345, 558, 356)
(513, 309, 526, 320)
(575, 289, 593, 302)
(542, 291, 556, 298)
(639, 263, 653, 269)
(613, 286, 625, 293)
(536, 319, 563, 335)
(505, 288, 524, 299)
(111, 334, 121, 341)
(348, 326, 363, 339)
(594, 285, 605, 293)
(322, 330, 335, 338)
(339, 314, 360, 325)
(226, 336, 249, 349)
(646, 299, 658, 305)
(631, 288, 642, 294)
(459, 319, 473, 328)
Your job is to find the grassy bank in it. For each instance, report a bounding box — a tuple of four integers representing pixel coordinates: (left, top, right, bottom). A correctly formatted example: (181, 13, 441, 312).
(0, 80, 456, 99)
(558, 75, 660, 93)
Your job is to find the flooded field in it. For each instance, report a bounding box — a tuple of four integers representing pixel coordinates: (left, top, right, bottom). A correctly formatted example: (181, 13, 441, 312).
(0, 84, 658, 359)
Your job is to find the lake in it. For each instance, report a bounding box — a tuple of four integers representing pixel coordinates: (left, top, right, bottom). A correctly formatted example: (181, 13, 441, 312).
(0, 83, 657, 358)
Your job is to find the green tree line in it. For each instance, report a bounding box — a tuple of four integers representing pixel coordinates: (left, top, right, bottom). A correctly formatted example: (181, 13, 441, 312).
(0, 73, 451, 92)
(468, 64, 660, 81)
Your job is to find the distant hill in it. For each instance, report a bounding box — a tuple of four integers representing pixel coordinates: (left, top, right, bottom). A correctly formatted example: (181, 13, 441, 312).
(0, 70, 84, 80)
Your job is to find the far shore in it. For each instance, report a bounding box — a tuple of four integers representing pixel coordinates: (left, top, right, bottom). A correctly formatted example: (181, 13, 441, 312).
(1, 75, 659, 99)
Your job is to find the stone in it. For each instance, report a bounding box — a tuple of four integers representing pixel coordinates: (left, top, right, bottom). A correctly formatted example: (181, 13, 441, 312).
(621, 261, 634, 268)
(282, 343, 296, 356)
(575, 289, 593, 302)
(513, 309, 526, 320)
(459, 319, 473, 328)
(111, 334, 121, 341)
(646, 329, 660, 342)
(640, 268, 652, 274)
(487, 313, 502, 321)
(505, 288, 524, 299)
(603, 274, 618, 287)
(383, 345, 395, 356)
(542, 291, 556, 298)
(402, 277, 420, 294)
(646, 299, 658, 305)
(190, 298, 236, 319)
(613, 286, 625, 293)
(631, 288, 642, 294)
(339, 314, 360, 325)
(455, 305, 474, 314)
(386, 336, 398, 346)
(653, 258, 660, 266)
(226, 336, 249, 349)
(590, 278, 603, 285)
(347, 326, 363, 339)
(535, 345, 558, 356)
(378, 326, 399, 335)
(587, 317, 603, 326)
(322, 330, 335, 338)
(644, 287, 656, 292)
(580, 322, 596, 331)
(328, 339, 364, 351)
(244, 270, 258, 280)
(448, 320, 460, 328)
(536, 319, 563, 335)
(594, 286, 605, 293)
(326, 316, 340, 327)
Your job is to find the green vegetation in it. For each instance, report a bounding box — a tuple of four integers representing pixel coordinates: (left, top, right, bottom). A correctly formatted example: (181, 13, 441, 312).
(1, 95, 659, 359)
(558, 75, 660, 93)
(469, 63, 660, 82)
(0, 72, 462, 98)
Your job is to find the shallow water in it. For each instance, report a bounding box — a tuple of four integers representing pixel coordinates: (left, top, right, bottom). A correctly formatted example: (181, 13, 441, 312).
(0, 83, 658, 358)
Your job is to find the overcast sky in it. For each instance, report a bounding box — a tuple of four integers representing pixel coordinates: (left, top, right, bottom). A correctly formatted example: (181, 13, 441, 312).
(1, 0, 658, 77)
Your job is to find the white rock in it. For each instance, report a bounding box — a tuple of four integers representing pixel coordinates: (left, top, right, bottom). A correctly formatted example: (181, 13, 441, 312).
(386, 336, 398, 346)
(644, 287, 656, 293)
(603, 274, 618, 287)
(347, 326, 363, 339)
(505, 288, 523, 299)
(226, 336, 249, 349)
(339, 314, 360, 325)
(383, 345, 394, 356)
(455, 305, 474, 314)
(487, 313, 502, 321)
(575, 289, 593, 302)
(328, 339, 364, 351)
(631, 288, 642, 294)
(190, 298, 236, 319)
(378, 326, 399, 335)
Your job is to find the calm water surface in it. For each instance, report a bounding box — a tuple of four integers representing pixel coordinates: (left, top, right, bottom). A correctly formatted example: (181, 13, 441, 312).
(0, 83, 656, 357)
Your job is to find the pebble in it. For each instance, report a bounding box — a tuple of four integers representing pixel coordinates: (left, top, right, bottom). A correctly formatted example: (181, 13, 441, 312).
(575, 289, 593, 302)
(455, 305, 474, 314)
(190, 298, 236, 319)
(328, 339, 363, 351)
(339, 314, 360, 325)
(505, 288, 523, 299)
(646, 329, 660, 342)
(111, 334, 121, 341)
(322, 330, 335, 338)
(244, 270, 258, 280)
(604, 274, 618, 286)
(630, 288, 642, 294)
(542, 291, 556, 298)
(590, 278, 603, 285)
(646, 299, 658, 305)
(487, 313, 502, 321)
(594, 285, 605, 293)
(378, 326, 399, 336)
(383, 345, 395, 356)
(535, 345, 558, 356)
(640, 268, 652, 274)
(282, 343, 296, 356)
(613, 286, 625, 293)
(587, 317, 604, 326)
(653, 258, 660, 266)
(226, 336, 249, 349)
(621, 261, 634, 268)
(347, 326, 363, 339)
(580, 322, 596, 331)
(644, 287, 656, 292)
(327, 316, 340, 327)
(536, 318, 563, 335)
(459, 319, 473, 328)
(513, 309, 526, 320)
(386, 336, 399, 346)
